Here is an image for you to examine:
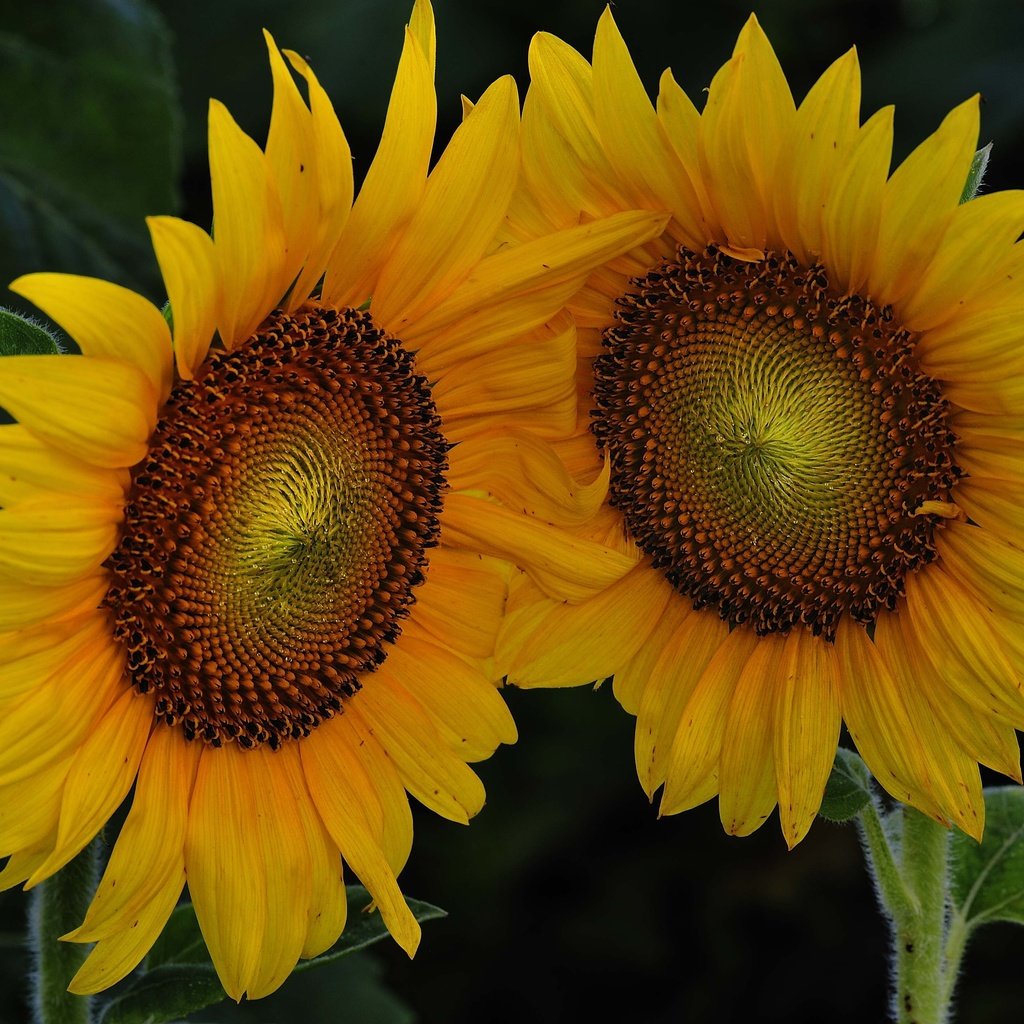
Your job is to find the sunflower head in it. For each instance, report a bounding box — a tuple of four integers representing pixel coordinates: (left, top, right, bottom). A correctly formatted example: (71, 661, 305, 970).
(500, 8, 1024, 849)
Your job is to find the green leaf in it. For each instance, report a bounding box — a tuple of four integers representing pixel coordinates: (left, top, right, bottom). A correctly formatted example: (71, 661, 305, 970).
(818, 747, 874, 823)
(97, 888, 445, 1024)
(951, 786, 1024, 927)
(0, 308, 60, 355)
(959, 143, 993, 204)
(0, 0, 180, 307)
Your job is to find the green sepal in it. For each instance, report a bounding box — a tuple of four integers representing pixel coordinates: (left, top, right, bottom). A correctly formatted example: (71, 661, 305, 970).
(818, 747, 874, 823)
(95, 888, 445, 1024)
(0, 307, 60, 355)
(959, 143, 992, 204)
(951, 786, 1024, 927)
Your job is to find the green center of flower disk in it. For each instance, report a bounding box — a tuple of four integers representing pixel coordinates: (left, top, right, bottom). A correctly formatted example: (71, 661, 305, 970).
(592, 247, 961, 640)
(104, 307, 447, 749)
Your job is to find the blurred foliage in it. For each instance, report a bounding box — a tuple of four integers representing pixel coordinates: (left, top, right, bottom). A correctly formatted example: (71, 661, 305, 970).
(2, 0, 1024, 1021)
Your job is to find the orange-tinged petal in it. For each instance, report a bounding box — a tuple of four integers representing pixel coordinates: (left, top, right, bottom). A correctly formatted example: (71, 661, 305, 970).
(718, 636, 785, 837)
(500, 561, 671, 688)
(0, 355, 154, 469)
(385, 635, 516, 761)
(634, 607, 729, 800)
(373, 76, 520, 330)
(300, 716, 420, 956)
(866, 96, 980, 307)
(660, 627, 760, 815)
(773, 630, 842, 848)
(147, 215, 219, 380)
(209, 99, 287, 347)
(903, 566, 1024, 726)
(10, 273, 171, 401)
(0, 574, 107, 632)
(353, 674, 484, 824)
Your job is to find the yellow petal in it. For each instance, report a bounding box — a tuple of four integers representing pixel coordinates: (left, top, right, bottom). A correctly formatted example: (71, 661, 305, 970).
(29, 689, 152, 884)
(407, 210, 667, 357)
(0, 574, 107, 632)
(938, 520, 1024, 622)
(819, 105, 893, 294)
(372, 76, 520, 330)
(441, 493, 637, 602)
(209, 99, 286, 347)
(0, 754, 71, 852)
(147, 215, 219, 380)
(409, 545, 509, 661)
(773, 630, 842, 848)
(0, 637, 123, 786)
(699, 15, 794, 251)
(300, 716, 420, 956)
(68, 870, 183, 995)
(353, 673, 485, 823)
(322, 23, 434, 307)
(592, 8, 703, 245)
(867, 96, 980, 307)
(0, 495, 120, 586)
(0, 424, 127, 506)
(774, 48, 860, 263)
(899, 190, 1024, 331)
(283, 49, 354, 311)
(500, 561, 672, 688)
(65, 724, 198, 941)
(386, 634, 516, 761)
(185, 744, 266, 1001)
(718, 635, 787, 837)
(660, 627, 760, 815)
(10, 273, 172, 401)
(0, 355, 154, 468)
(340, 711, 414, 876)
(633, 606, 729, 799)
(903, 566, 1024, 726)
(264, 31, 318, 297)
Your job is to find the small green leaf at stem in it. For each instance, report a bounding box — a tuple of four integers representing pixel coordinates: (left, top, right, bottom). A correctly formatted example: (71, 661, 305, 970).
(819, 747, 874, 823)
(951, 786, 1024, 927)
(96, 888, 445, 1023)
(959, 143, 992, 204)
(0, 308, 60, 355)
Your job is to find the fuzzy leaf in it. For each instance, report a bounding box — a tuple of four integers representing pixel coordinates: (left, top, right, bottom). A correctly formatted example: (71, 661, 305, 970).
(0, 308, 60, 355)
(818, 747, 874, 823)
(960, 144, 993, 203)
(951, 786, 1024, 927)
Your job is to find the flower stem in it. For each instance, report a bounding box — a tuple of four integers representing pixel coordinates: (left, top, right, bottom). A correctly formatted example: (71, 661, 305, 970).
(28, 840, 99, 1024)
(857, 802, 955, 1024)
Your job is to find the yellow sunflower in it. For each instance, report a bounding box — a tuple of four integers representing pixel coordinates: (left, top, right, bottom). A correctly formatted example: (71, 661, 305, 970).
(0, 1, 664, 1000)
(490, 10, 1024, 849)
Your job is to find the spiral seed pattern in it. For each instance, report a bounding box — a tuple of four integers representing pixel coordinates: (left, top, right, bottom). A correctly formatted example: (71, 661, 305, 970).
(592, 247, 960, 639)
(105, 306, 447, 747)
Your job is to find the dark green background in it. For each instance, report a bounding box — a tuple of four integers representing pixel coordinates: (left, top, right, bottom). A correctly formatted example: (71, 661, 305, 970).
(1, 0, 1023, 1020)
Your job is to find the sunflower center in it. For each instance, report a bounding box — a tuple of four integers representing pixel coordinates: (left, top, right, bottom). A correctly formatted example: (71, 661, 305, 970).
(591, 246, 961, 639)
(104, 306, 447, 748)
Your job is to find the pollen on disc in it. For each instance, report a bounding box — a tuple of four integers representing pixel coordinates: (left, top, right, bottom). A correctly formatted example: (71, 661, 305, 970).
(104, 306, 448, 748)
(591, 246, 961, 639)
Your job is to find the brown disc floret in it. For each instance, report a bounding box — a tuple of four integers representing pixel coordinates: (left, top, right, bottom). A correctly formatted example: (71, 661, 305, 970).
(591, 246, 961, 639)
(104, 306, 447, 748)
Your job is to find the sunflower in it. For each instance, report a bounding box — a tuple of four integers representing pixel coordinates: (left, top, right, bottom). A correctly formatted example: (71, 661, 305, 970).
(486, 10, 1024, 849)
(0, 1, 664, 1000)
